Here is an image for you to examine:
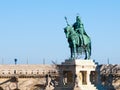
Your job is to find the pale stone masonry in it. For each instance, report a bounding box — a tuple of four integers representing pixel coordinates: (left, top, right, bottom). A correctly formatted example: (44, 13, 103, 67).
(56, 59, 98, 90)
(0, 64, 58, 76)
(0, 64, 58, 90)
(0, 63, 119, 90)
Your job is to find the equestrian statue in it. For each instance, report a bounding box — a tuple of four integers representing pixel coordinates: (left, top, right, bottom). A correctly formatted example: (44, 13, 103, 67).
(64, 16, 91, 59)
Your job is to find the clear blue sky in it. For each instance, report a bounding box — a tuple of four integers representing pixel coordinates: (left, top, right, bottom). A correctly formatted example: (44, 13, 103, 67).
(0, 0, 120, 64)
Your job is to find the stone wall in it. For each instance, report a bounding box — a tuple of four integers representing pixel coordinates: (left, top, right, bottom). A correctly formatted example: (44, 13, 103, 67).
(0, 64, 59, 90)
(0, 64, 119, 90)
(97, 64, 120, 90)
(0, 64, 58, 76)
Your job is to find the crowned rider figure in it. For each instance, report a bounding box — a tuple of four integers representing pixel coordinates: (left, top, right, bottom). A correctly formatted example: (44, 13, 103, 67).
(73, 16, 89, 46)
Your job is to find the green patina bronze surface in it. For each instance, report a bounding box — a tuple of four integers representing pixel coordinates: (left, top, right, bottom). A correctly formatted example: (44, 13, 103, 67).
(64, 16, 91, 59)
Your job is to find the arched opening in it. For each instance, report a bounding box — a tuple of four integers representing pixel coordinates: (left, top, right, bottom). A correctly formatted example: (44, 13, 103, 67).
(0, 87, 3, 90)
(79, 71, 87, 85)
(63, 71, 73, 85)
(14, 70, 16, 74)
(90, 71, 97, 84)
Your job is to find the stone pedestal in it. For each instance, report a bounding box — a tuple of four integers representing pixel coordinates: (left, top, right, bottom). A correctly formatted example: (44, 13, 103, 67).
(56, 59, 98, 90)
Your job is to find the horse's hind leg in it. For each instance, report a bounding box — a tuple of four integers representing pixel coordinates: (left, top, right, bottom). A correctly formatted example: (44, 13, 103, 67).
(70, 47, 73, 58)
(87, 44, 91, 59)
(84, 49, 87, 59)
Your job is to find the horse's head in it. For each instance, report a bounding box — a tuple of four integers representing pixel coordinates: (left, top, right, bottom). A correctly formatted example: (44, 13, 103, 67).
(64, 25, 73, 38)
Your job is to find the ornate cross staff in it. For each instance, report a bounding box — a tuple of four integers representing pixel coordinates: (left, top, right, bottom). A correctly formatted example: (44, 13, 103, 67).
(64, 16, 69, 26)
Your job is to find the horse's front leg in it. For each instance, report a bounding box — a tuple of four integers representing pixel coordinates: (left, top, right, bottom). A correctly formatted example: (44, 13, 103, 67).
(73, 43, 77, 59)
(71, 46, 74, 59)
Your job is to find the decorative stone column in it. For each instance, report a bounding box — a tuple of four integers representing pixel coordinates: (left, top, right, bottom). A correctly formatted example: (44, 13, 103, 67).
(74, 59, 98, 90)
(87, 71, 91, 85)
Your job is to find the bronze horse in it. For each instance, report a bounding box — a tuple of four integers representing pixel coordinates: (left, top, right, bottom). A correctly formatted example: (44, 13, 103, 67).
(64, 25, 91, 59)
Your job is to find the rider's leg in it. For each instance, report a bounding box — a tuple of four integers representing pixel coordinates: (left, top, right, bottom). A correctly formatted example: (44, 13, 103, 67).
(80, 35, 83, 46)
